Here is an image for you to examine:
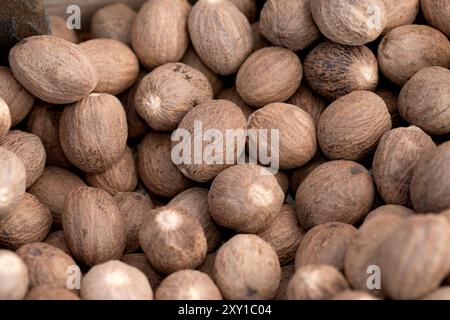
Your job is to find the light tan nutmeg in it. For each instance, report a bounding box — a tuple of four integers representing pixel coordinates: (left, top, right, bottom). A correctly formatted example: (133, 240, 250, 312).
(260, 0, 320, 51)
(26, 285, 80, 300)
(296, 160, 375, 230)
(0, 98, 11, 140)
(332, 290, 379, 300)
(364, 204, 414, 222)
(86, 146, 138, 196)
(79, 38, 139, 95)
(286, 84, 326, 125)
(169, 188, 222, 252)
(236, 47, 302, 107)
(45, 231, 71, 255)
(248, 102, 317, 169)
(382, 0, 419, 34)
(422, 287, 450, 300)
(16, 242, 77, 289)
(49, 15, 78, 43)
(372, 126, 435, 206)
(139, 206, 207, 275)
(287, 264, 349, 300)
(0, 193, 52, 250)
(122, 253, 162, 290)
(28, 167, 86, 225)
(135, 62, 213, 131)
(81, 260, 153, 300)
(318, 91, 392, 161)
(378, 25, 450, 86)
(188, 0, 254, 76)
(8, 35, 97, 104)
(209, 164, 285, 233)
(132, 0, 191, 70)
(214, 234, 281, 300)
(63, 187, 126, 266)
(0, 147, 26, 217)
(138, 133, 191, 198)
(421, 0, 450, 36)
(311, 0, 387, 46)
(0, 250, 29, 300)
(0, 66, 34, 126)
(59, 93, 128, 173)
(156, 270, 222, 300)
(1, 130, 46, 188)
(91, 3, 136, 45)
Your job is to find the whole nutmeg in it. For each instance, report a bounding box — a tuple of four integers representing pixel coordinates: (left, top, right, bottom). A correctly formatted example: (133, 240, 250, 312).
(169, 188, 221, 252)
(81, 260, 153, 300)
(59, 93, 128, 173)
(275, 264, 295, 300)
(29, 167, 86, 225)
(173, 99, 247, 182)
(375, 88, 403, 127)
(26, 285, 80, 300)
(304, 42, 378, 101)
(296, 160, 375, 230)
(260, 0, 320, 51)
(364, 204, 414, 222)
(122, 253, 162, 290)
(251, 22, 270, 51)
(398, 67, 450, 135)
(311, 0, 387, 46)
(258, 204, 305, 265)
(421, 0, 450, 36)
(189, 0, 254, 76)
(139, 206, 207, 274)
(135, 62, 213, 131)
(9, 35, 97, 104)
(209, 164, 284, 233)
(295, 222, 357, 272)
(138, 133, 191, 198)
(214, 234, 281, 300)
(274, 171, 289, 195)
(379, 215, 450, 299)
(132, 0, 191, 70)
(248, 102, 317, 169)
(410, 141, 450, 213)
(332, 290, 379, 300)
(382, 0, 419, 33)
(0, 147, 26, 217)
(289, 153, 327, 195)
(0, 193, 52, 249)
(422, 287, 450, 300)
(228, 0, 256, 22)
(0, 250, 29, 300)
(156, 270, 222, 300)
(114, 192, 155, 253)
(0, 66, 34, 126)
(372, 127, 435, 205)
(26, 103, 71, 168)
(286, 84, 326, 125)
(49, 15, 78, 43)
(287, 264, 349, 300)
(45, 231, 71, 255)
(378, 25, 450, 86)
(86, 146, 138, 196)
(63, 187, 126, 266)
(91, 3, 136, 44)
(236, 47, 302, 107)
(1, 130, 46, 187)
(198, 252, 217, 281)
(318, 91, 392, 160)
(217, 87, 253, 119)
(16, 242, 77, 288)
(79, 38, 139, 95)
(0, 98, 11, 140)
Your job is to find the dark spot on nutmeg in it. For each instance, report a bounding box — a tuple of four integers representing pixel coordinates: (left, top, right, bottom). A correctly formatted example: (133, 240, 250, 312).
(246, 287, 257, 298)
(173, 65, 182, 73)
(30, 248, 42, 256)
(82, 229, 88, 237)
(351, 167, 361, 175)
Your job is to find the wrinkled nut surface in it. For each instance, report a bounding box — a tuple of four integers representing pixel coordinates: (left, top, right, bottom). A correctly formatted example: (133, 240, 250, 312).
(382, 0, 420, 34)
(49, 16, 78, 43)
(420, 0, 450, 36)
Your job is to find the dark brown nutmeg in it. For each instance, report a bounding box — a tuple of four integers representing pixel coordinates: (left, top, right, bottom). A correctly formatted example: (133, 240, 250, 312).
(251, 22, 270, 51)
(286, 84, 326, 125)
(139, 206, 207, 275)
(421, 0, 450, 36)
(26, 285, 80, 300)
(275, 264, 295, 300)
(198, 252, 217, 281)
(318, 91, 392, 161)
(289, 153, 327, 195)
(0, 147, 26, 218)
(295, 222, 357, 272)
(372, 126, 435, 206)
(296, 160, 375, 230)
(122, 253, 162, 290)
(63, 187, 126, 266)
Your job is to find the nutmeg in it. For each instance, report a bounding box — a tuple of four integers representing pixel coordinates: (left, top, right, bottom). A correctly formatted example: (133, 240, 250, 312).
(289, 153, 327, 195)
(228, 0, 257, 22)
(217, 87, 253, 119)
(155, 270, 222, 300)
(45, 231, 71, 255)
(304, 42, 378, 101)
(236, 47, 302, 107)
(286, 84, 326, 125)
(63, 187, 126, 266)
(378, 25, 450, 86)
(332, 290, 379, 300)
(422, 287, 450, 300)
(135, 62, 213, 131)
(275, 264, 295, 300)
(198, 252, 217, 281)
(260, 0, 320, 51)
(81, 260, 153, 300)
(251, 22, 270, 51)
(139, 206, 207, 274)
(121, 253, 162, 290)
(0, 250, 29, 300)
(132, 0, 191, 70)
(421, 0, 450, 36)
(382, 0, 419, 34)
(209, 164, 284, 233)
(0, 98, 11, 140)
(9, 35, 98, 104)
(375, 87, 403, 128)
(214, 234, 281, 300)
(296, 160, 375, 230)
(59, 93, 128, 173)
(189, 0, 253, 76)
(49, 15, 78, 43)
(364, 204, 414, 222)
(275, 171, 290, 196)
(26, 285, 80, 300)
(248, 102, 317, 169)
(0, 147, 26, 217)
(318, 91, 392, 160)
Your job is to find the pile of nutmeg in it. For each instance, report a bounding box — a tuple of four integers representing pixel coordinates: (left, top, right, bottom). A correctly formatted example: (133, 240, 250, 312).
(0, 0, 450, 301)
